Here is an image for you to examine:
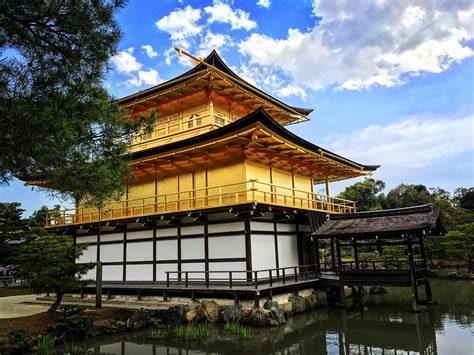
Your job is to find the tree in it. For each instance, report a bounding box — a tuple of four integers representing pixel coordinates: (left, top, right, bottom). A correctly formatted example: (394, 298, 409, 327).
(444, 222, 474, 273)
(0, 202, 27, 261)
(383, 184, 432, 209)
(0, 0, 155, 206)
(338, 178, 385, 211)
(454, 187, 474, 210)
(17, 235, 93, 312)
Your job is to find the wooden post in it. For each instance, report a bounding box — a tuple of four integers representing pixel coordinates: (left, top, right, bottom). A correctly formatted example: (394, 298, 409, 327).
(96, 262, 102, 308)
(407, 236, 419, 311)
(419, 234, 433, 303)
(315, 237, 320, 273)
(330, 237, 336, 270)
(353, 238, 359, 270)
(336, 238, 346, 306)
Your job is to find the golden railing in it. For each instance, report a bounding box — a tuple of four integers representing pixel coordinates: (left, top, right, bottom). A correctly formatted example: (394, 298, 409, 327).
(45, 180, 356, 227)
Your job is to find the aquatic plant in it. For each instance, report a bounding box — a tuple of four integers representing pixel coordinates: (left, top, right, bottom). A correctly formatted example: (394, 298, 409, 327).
(175, 322, 211, 340)
(149, 328, 164, 339)
(224, 322, 253, 340)
(37, 334, 55, 354)
(63, 341, 84, 354)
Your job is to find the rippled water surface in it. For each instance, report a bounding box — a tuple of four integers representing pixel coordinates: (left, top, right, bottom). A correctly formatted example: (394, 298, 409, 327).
(75, 279, 473, 354)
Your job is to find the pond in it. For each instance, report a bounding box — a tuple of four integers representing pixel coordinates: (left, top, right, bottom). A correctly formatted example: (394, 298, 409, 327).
(73, 279, 473, 354)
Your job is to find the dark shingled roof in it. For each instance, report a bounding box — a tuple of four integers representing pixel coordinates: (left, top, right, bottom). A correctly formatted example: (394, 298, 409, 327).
(312, 204, 447, 238)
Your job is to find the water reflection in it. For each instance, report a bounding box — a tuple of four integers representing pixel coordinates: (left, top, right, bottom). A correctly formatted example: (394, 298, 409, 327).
(75, 279, 473, 354)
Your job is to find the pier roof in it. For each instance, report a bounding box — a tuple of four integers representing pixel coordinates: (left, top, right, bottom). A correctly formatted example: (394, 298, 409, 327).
(313, 204, 447, 238)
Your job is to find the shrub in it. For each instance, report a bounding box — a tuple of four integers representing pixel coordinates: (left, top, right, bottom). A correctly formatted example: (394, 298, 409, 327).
(37, 334, 55, 354)
(7, 328, 33, 354)
(48, 305, 92, 341)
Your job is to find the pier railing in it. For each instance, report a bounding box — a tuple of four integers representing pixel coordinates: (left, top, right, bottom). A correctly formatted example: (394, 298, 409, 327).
(45, 180, 356, 227)
(165, 264, 321, 290)
(340, 260, 426, 271)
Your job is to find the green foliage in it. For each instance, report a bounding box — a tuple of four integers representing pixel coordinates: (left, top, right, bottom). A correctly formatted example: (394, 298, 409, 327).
(149, 328, 164, 340)
(63, 341, 84, 355)
(174, 322, 211, 340)
(48, 305, 93, 341)
(37, 334, 55, 355)
(224, 322, 253, 340)
(383, 184, 432, 209)
(7, 328, 33, 354)
(17, 236, 93, 312)
(338, 178, 385, 211)
(444, 222, 474, 272)
(0, 202, 27, 260)
(0, 0, 156, 206)
(455, 188, 474, 210)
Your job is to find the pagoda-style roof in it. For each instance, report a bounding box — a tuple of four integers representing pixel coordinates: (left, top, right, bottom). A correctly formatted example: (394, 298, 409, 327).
(116, 50, 312, 125)
(312, 204, 447, 238)
(131, 108, 379, 183)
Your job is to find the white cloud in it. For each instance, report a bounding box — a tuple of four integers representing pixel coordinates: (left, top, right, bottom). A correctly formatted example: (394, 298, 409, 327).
(239, 0, 474, 91)
(156, 5, 203, 48)
(321, 115, 474, 169)
(111, 47, 142, 73)
(197, 31, 233, 58)
(276, 85, 307, 100)
(257, 0, 271, 8)
(126, 69, 162, 87)
(204, 0, 257, 31)
(141, 44, 158, 58)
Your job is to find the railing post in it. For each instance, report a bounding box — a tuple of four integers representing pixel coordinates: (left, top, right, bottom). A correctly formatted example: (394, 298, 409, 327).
(166, 272, 170, 288)
(254, 271, 258, 288)
(269, 270, 272, 287)
(185, 272, 189, 288)
(294, 267, 298, 282)
(229, 272, 233, 289)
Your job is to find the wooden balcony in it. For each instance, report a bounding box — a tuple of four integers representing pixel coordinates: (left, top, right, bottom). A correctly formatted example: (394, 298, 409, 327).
(45, 180, 356, 228)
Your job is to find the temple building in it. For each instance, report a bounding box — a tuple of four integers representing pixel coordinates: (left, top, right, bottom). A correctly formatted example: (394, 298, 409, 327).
(45, 49, 385, 301)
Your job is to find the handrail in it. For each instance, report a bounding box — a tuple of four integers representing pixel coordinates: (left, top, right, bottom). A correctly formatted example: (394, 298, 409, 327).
(340, 259, 426, 271)
(165, 264, 320, 289)
(45, 180, 356, 227)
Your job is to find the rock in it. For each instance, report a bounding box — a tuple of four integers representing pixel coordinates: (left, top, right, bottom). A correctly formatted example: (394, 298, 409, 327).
(313, 290, 328, 307)
(126, 308, 151, 330)
(263, 299, 279, 311)
(163, 305, 187, 324)
(201, 300, 219, 322)
(220, 304, 242, 323)
(344, 286, 353, 297)
(185, 309, 198, 322)
(369, 287, 387, 295)
(251, 307, 267, 326)
(278, 302, 292, 315)
(240, 307, 252, 324)
(289, 295, 307, 314)
(304, 294, 317, 310)
(92, 319, 127, 335)
(269, 308, 286, 326)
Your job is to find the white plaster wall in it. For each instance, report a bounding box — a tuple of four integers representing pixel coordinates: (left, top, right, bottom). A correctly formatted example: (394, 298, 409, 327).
(157, 227, 178, 238)
(250, 221, 274, 231)
(208, 221, 244, 233)
(209, 262, 247, 280)
(76, 235, 97, 244)
(278, 234, 299, 270)
(126, 264, 154, 281)
(156, 239, 177, 260)
(156, 263, 177, 281)
(251, 234, 276, 271)
(100, 233, 123, 242)
(77, 245, 97, 263)
(81, 266, 96, 281)
(208, 235, 245, 259)
(181, 225, 204, 236)
(181, 263, 205, 280)
(103, 265, 123, 281)
(127, 230, 153, 240)
(100, 243, 123, 262)
(181, 238, 204, 260)
(127, 241, 153, 261)
(277, 223, 297, 232)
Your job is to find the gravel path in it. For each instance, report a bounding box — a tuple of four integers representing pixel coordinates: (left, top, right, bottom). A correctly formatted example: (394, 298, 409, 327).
(0, 294, 50, 319)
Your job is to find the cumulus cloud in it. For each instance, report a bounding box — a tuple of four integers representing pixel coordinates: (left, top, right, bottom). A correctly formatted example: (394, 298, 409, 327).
(239, 0, 474, 91)
(257, 0, 271, 8)
(277, 85, 307, 100)
(156, 5, 203, 48)
(141, 44, 158, 58)
(197, 30, 233, 58)
(321, 115, 474, 169)
(204, 0, 257, 31)
(111, 48, 162, 88)
(111, 47, 142, 73)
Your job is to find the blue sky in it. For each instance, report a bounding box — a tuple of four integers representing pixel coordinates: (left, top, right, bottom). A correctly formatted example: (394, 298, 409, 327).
(1, 0, 473, 216)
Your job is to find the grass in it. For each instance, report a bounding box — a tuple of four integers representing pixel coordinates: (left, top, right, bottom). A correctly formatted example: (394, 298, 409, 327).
(0, 287, 34, 298)
(175, 322, 211, 340)
(149, 328, 164, 340)
(37, 334, 55, 354)
(224, 322, 253, 340)
(63, 341, 84, 354)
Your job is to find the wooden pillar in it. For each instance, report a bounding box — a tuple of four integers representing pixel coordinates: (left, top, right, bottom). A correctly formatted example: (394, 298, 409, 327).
(315, 237, 320, 272)
(244, 216, 252, 281)
(122, 229, 127, 281)
(177, 219, 182, 278)
(96, 262, 102, 308)
(353, 238, 359, 269)
(204, 216, 209, 286)
(407, 236, 419, 311)
(419, 234, 433, 303)
(336, 238, 346, 306)
(325, 177, 330, 196)
(273, 214, 279, 270)
(152, 226, 157, 282)
(330, 237, 336, 270)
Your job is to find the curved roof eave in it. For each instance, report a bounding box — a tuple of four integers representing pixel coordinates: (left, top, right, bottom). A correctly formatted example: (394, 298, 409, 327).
(130, 107, 379, 173)
(116, 50, 313, 117)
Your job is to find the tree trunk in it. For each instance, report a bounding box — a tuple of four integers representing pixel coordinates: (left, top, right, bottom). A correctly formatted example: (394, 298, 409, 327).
(48, 290, 64, 313)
